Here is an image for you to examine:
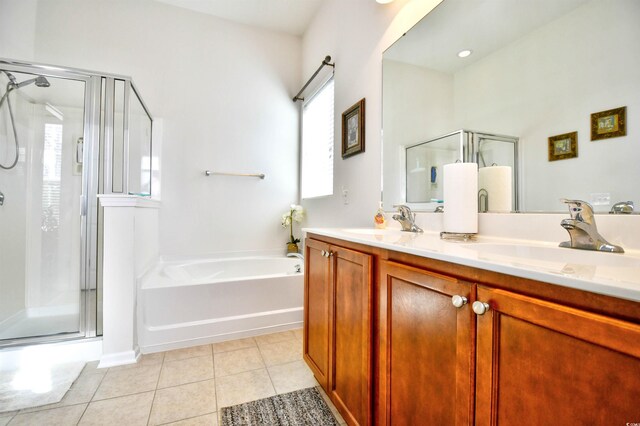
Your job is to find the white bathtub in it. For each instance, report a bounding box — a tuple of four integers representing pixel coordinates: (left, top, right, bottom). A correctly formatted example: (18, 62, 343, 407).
(138, 256, 304, 353)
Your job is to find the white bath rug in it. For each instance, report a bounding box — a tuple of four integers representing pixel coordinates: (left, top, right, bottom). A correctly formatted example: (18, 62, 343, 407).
(0, 361, 85, 413)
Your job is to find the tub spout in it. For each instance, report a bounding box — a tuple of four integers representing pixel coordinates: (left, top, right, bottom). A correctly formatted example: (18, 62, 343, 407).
(287, 252, 304, 260)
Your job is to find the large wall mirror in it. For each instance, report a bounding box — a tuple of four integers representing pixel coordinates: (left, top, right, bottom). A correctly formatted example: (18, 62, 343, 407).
(382, 0, 639, 213)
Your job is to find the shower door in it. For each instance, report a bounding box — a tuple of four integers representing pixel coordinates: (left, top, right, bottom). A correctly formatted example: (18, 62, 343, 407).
(0, 66, 97, 345)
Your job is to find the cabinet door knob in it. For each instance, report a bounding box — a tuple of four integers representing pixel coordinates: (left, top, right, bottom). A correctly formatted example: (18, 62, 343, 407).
(320, 250, 332, 258)
(472, 301, 490, 315)
(451, 295, 468, 308)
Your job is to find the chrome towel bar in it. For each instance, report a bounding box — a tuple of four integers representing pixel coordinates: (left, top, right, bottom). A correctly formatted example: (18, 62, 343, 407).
(204, 170, 265, 179)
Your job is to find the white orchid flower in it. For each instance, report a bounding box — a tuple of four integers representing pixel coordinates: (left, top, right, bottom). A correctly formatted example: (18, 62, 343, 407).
(282, 204, 304, 245)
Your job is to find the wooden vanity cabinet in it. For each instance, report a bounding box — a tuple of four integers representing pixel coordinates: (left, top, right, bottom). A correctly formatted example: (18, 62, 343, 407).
(305, 234, 640, 425)
(475, 286, 640, 425)
(303, 238, 332, 390)
(304, 238, 373, 426)
(377, 261, 475, 426)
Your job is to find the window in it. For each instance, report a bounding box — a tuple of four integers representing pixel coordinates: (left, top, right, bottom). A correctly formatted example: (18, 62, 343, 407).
(301, 76, 334, 199)
(41, 123, 63, 231)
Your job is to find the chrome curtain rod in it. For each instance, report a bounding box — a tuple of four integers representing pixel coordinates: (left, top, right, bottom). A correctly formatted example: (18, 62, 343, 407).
(204, 170, 265, 179)
(292, 55, 335, 102)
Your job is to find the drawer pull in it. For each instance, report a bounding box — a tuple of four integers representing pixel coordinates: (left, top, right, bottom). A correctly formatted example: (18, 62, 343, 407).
(451, 295, 468, 308)
(472, 301, 490, 315)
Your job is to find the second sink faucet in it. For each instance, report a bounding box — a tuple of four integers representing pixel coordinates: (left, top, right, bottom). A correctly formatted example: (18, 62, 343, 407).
(392, 205, 423, 233)
(610, 201, 634, 214)
(559, 199, 624, 253)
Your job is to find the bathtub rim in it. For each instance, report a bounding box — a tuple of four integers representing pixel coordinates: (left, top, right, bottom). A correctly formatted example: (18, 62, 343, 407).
(139, 254, 304, 290)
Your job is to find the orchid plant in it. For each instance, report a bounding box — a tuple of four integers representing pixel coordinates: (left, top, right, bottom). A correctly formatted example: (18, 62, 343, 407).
(282, 204, 305, 245)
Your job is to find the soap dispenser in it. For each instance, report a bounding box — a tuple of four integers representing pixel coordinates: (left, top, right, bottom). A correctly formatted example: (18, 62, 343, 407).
(374, 202, 387, 229)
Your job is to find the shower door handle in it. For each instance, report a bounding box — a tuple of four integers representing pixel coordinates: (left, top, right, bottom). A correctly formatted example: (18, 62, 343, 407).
(80, 195, 87, 216)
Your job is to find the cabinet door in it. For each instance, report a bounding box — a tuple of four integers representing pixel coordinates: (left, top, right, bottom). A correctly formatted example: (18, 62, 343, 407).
(303, 238, 331, 390)
(475, 286, 640, 425)
(330, 246, 373, 426)
(378, 261, 475, 426)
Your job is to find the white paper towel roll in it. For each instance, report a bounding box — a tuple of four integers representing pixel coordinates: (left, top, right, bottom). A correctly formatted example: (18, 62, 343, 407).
(443, 163, 478, 233)
(478, 166, 512, 212)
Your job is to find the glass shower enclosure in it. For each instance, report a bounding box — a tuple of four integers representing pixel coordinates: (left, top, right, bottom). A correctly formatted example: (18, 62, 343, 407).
(0, 59, 153, 347)
(405, 129, 519, 211)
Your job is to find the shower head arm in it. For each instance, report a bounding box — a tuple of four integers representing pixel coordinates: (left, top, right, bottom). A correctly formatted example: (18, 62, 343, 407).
(14, 78, 38, 89)
(2, 73, 50, 89)
(16, 76, 50, 88)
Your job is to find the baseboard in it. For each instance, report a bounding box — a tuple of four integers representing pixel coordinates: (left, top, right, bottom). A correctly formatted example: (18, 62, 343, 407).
(98, 347, 141, 368)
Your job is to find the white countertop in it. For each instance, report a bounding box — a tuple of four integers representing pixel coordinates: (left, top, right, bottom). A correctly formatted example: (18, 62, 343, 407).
(304, 228, 640, 303)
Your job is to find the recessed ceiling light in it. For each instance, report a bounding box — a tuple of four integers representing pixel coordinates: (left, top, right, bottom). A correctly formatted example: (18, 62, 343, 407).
(458, 49, 472, 58)
(376, 0, 394, 4)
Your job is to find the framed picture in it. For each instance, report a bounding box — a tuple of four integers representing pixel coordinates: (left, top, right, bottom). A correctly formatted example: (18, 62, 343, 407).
(548, 131, 578, 161)
(342, 98, 365, 158)
(591, 106, 626, 141)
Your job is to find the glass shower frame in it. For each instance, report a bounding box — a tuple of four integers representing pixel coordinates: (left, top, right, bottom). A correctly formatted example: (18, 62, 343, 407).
(0, 58, 153, 348)
(404, 129, 519, 211)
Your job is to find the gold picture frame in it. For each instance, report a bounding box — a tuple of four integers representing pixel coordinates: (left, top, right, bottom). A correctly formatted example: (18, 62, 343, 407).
(591, 106, 626, 141)
(342, 98, 365, 158)
(548, 131, 578, 161)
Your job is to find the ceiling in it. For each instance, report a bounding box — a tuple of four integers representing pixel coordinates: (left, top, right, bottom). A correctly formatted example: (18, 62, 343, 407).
(384, 0, 590, 73)
(154, 0, 323, 36)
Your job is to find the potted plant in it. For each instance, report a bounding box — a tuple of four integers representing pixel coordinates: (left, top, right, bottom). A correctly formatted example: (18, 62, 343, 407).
(282, 204, 305, 254)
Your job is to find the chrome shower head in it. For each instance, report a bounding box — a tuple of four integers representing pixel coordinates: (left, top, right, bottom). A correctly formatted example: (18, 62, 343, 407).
(35, 76, 50, 87)
(14, 75, 50, 89)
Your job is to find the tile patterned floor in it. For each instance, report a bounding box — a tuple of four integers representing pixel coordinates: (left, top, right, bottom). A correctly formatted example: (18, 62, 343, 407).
(0, 329, 346, 425)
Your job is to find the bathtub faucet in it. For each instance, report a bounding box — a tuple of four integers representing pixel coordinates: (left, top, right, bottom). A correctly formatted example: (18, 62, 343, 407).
(287, 252, 304, 260)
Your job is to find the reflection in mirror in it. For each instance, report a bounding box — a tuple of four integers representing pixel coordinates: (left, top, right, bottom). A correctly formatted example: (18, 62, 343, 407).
(406, 131, 462, 208)
(382, 0, 640, 213)
(405, 130, 518, 212)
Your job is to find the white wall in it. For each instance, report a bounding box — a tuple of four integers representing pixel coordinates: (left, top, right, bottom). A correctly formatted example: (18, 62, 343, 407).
(1, 0, 446, 257)
(0, 0, 37, 59)
(300, 0, 442, 227)
(0, 0, 301, 255)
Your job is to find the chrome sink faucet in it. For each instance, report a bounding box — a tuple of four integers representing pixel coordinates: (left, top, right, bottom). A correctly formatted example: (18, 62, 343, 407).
(559, 199, 624, 253)
(610, 201, 634, 214)
(392, 205, 423, 233)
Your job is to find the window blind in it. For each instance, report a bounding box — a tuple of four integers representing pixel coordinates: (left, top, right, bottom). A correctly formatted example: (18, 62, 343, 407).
(301, 77, 334, 199)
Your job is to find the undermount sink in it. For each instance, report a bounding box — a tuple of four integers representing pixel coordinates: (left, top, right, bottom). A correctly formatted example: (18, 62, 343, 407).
(465, 243, 640, 269)
(339, 228, 400, 236)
